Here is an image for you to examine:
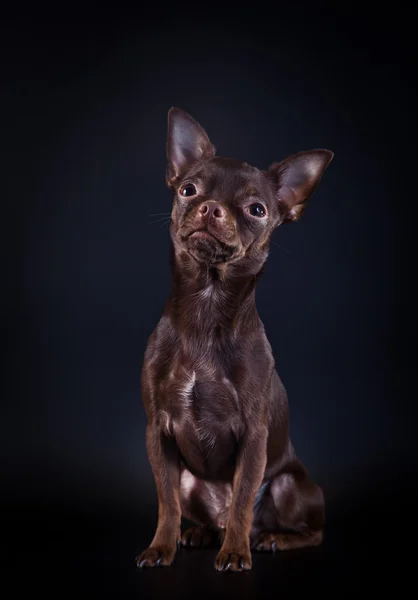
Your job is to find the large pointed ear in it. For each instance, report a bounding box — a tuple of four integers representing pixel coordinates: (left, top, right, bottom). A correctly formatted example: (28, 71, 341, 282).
(268, 150, 334, 223)
(166, 107, 216, 188)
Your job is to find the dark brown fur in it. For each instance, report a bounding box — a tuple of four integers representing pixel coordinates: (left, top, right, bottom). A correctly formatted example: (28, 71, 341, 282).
(136, 108, 333, 572)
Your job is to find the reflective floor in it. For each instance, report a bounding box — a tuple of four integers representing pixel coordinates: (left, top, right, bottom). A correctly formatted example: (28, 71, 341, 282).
(3, 474, 412, 598)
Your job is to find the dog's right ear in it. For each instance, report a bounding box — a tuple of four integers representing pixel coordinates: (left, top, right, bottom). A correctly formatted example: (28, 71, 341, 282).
(166, 108, 215, 188)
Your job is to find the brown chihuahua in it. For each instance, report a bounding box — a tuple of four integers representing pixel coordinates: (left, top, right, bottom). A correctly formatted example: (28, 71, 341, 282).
(136, 108, 333, 572)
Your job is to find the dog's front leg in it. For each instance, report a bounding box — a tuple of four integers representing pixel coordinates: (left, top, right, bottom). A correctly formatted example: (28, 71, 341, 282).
(215, 426, 268, 572)
(136, 424, 181, 568)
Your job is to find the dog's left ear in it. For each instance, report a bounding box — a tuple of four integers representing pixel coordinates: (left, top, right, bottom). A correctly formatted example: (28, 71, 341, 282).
(166, 107, 216, 187)
(268, 150, 334, 222)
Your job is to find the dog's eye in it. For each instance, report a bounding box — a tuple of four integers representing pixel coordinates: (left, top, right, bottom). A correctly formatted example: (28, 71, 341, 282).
(179, 184, 197, 197)
(248, 203, 266, 217)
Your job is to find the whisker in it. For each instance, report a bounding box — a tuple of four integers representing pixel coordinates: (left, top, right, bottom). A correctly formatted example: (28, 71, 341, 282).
(270, 240, 291, 254)
(148, 216, 172, 225)
(149, 212, 171, 216)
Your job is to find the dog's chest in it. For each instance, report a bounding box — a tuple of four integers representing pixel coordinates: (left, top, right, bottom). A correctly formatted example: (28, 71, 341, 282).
(160, 369, 240, 479)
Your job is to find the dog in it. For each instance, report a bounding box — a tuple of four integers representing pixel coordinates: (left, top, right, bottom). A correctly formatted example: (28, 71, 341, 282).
(136, 108, 333, 572)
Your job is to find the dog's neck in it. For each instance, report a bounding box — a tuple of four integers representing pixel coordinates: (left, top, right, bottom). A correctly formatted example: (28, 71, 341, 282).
(165, 249, 265, 338)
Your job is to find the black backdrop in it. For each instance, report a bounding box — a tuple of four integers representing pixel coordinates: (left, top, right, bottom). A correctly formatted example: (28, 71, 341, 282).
(2, 1, 417, 595)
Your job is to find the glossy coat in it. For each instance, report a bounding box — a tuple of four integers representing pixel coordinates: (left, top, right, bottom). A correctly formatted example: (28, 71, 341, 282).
(136, 108, 333, 572)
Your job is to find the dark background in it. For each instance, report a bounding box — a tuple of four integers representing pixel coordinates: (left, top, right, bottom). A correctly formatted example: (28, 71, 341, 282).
(2, 1, 417, 595)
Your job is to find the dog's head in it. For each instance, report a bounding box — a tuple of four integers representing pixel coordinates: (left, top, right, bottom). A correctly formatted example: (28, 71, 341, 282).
(166, 108, 333, 272)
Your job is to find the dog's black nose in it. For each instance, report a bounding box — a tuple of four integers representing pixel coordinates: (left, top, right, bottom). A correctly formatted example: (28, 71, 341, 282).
(199, 202, 226, 219)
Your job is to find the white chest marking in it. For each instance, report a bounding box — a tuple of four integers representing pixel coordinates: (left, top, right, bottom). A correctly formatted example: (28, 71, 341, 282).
(180, 370, 196, 405)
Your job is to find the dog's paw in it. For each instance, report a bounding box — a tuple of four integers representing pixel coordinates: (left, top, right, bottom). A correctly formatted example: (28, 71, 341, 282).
(214, 548, 252, 572)
(135, 544, 176, 568)
(251, 530, 323, 552)
(181, 526, 216, 548)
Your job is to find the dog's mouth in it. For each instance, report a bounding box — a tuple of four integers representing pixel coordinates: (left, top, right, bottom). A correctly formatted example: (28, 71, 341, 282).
(189, 230, 219, 243)
(184, 229, 238, 264)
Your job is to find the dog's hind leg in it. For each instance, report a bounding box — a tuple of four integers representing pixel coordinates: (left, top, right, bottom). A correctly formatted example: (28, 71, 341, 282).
(251, 460, 325, 552)
(180, 469, 232, 548)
